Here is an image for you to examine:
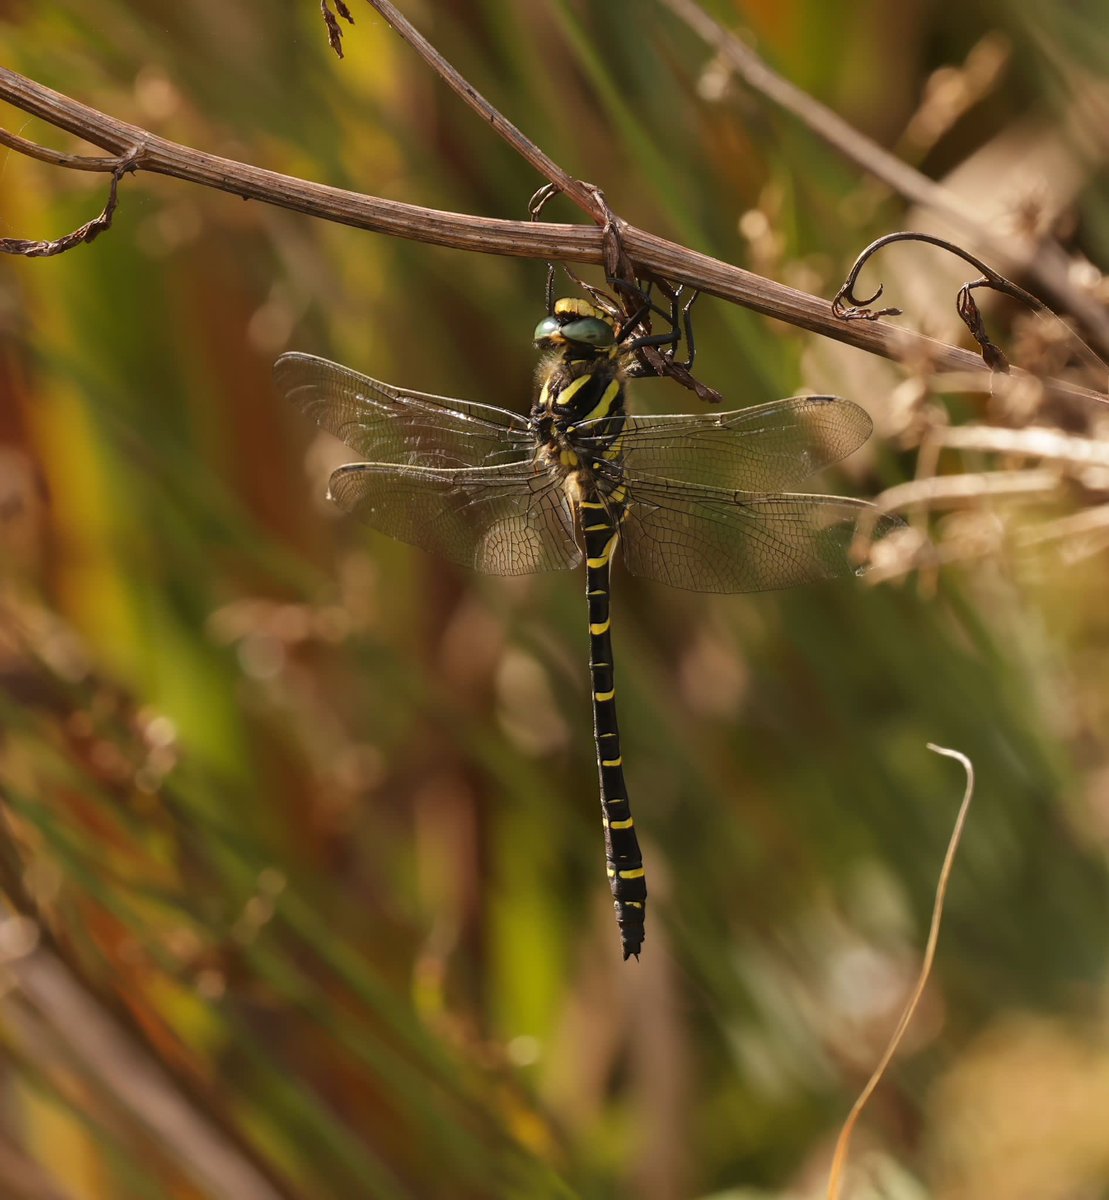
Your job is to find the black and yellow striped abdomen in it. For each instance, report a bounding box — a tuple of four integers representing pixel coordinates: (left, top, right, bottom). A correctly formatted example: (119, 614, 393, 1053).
(580, 492, 645, 959)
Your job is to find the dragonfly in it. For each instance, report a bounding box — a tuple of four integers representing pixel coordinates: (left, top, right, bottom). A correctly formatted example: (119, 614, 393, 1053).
(274, 297, 897, 960)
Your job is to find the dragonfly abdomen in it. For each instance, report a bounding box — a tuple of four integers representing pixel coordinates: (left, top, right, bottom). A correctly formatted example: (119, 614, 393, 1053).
(581, 491, 645, 960)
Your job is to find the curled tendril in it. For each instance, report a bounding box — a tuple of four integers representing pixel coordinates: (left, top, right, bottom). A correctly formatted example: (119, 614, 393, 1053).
(832, 273, 902, 321)
(831, 231, 1046, 368)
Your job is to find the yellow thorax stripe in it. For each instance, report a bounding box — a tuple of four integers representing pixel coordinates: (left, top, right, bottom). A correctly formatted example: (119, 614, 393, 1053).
(581, 378, 621, 422)
(554, 373, 591, 407)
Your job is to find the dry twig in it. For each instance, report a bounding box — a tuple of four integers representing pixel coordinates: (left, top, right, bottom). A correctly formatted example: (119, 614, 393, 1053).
(0, 62, 1103, 409)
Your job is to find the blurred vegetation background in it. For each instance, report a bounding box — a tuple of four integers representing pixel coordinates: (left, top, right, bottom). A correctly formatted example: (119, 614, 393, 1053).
(2, 1, 1109, 1197)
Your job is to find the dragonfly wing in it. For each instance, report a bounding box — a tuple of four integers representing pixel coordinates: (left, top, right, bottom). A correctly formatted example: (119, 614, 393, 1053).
(619, 479, 900, 593)
(328, 461, 582, 576)
(602, 396, 874, 492)
(275, 352, 533, 469)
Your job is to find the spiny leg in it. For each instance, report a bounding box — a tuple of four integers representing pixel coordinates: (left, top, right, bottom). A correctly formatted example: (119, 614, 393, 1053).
(622, 282, 700, 374)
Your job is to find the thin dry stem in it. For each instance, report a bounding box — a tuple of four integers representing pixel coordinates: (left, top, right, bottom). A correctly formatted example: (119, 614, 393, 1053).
(1019, 502, 1109, 548)
(364, 0, 601, 219)
(929, 423, 1109, 467)
(826, 744, 974, 1200)
(877, 467, 1063, 512)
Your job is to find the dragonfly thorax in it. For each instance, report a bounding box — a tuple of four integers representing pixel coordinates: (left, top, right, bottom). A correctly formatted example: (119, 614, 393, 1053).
(531, 322, 628, 497)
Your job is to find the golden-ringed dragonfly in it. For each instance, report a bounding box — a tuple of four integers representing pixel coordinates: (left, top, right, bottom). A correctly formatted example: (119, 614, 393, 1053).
(275, 298, 897, 960)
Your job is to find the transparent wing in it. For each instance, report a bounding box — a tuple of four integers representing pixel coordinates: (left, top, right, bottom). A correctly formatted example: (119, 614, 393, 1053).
(328, 461, 582, 576)
(619, 479, 900, 593)
(579, 396, 874, 492)
(275, 352, 533, 469)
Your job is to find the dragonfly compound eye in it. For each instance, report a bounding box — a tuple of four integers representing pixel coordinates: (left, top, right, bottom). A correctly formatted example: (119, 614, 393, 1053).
(558, 316, 616, 347)
(535, 301, 617, 348)
(533, 315, 562, 342)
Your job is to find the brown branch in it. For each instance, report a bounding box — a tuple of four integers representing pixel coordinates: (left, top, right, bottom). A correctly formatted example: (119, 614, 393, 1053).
(0, 66, 1104, 408)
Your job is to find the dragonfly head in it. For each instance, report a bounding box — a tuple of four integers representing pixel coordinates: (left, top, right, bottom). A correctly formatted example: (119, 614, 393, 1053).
(534, 299, 618, 352)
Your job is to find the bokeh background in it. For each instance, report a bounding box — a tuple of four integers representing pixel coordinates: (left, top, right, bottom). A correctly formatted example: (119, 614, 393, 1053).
(2, 2, 1109, 1197)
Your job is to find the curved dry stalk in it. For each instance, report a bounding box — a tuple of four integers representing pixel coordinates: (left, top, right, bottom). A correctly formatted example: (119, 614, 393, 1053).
(0, 148, 139, 257)
(658, 0, 1109, 359)
(825, 744, 974, 1200)
(658, 0, 973, 223)
(0, 65, 1103, 409)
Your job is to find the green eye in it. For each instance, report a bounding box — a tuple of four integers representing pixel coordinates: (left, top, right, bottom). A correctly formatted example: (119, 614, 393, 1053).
(533, 316, 561, 341)
(559, 317, 616, 347)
